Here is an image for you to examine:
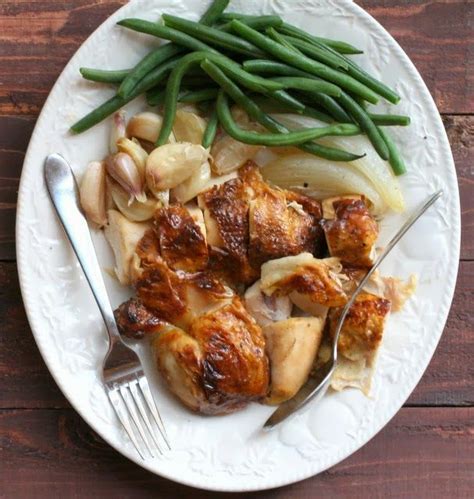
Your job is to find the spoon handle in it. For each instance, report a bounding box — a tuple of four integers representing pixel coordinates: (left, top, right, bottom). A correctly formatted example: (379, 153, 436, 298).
(44, 153, 122, 344)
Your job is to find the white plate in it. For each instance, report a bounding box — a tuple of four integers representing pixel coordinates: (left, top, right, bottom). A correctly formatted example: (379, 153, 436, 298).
(16, 0, 460, 492)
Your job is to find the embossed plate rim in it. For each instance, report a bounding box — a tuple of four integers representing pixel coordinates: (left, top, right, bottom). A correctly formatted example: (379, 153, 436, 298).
(16, 0, 460, 492)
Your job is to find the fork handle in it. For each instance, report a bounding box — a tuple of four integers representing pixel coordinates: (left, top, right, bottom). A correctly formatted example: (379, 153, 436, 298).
(44, 153, 122, 346)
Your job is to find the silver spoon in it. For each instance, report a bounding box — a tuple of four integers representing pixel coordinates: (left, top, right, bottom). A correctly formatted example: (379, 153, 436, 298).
(263, 190, 444, 430)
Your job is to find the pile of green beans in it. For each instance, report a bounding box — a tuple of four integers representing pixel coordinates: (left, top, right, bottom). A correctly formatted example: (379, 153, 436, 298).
(71, 0, 410, 174)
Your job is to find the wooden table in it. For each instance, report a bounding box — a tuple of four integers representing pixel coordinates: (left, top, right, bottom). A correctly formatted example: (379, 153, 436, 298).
(1, 1, 472, 497)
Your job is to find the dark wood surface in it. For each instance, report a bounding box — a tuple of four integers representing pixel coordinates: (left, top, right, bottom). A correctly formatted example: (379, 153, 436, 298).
(0, 1, 473, 497)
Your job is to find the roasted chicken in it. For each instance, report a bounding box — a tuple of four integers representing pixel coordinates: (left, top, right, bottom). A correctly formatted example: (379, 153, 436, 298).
(322, 195, 378, 267)
(109, 160, 390, 413)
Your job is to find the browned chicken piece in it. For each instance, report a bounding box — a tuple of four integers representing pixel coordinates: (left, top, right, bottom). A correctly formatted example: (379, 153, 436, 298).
(241, 163, 322, 267)
(133, 230, 233, 329)
(198, 172, 257, 284)
(285, 190, 325, 257)
(154, 203, 208, 273)
(115, 298, 166, 339)
(152, 297, 269, 414)
(327, 292, 391, 395)
(260, 253, 347, 307)
(321, 196, 378, 267)
(329, 292, 391, 362)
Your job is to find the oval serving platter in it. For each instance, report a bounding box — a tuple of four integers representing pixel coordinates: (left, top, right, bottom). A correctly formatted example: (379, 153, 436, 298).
(16, 0, 460, 492)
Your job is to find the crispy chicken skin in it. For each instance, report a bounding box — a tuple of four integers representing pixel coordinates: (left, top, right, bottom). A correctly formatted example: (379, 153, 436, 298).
(152, 298, 269, 414)
(198, 175, 257, 284)
(198, 162, 325, 285)
(329, 292, 391, 361)
(243, 163, 322, 267)
(261, 253, 348, 307)
(322, 196, 378, 267)
(115, 298, 165, 339)
(154, 204, 208, 272)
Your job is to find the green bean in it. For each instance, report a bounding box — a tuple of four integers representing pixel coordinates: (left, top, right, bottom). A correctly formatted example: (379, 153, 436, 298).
(146, 87, 168, 107)
(199, 0, 230, 26)
(298, 92, 352, 123)
(278, 22, 363, 55)
(271, 76, 341, 97)
(243, 59, 310, 77)
(378, 128, 407, 176)
(217, 90, 360, 146)
(277, 33, 349, 71)
(117, 19, 219, 54)
(162, 14, 264, 58)
(268, 90, 306, 112)
(369, 114, 411, 127)
(200, 60, 364, 161)
(230, 21, 379, 104)
(180, 88, 219, 104)
(155, 51, 284, 146)
(80, 67, 130, 83)
(252, 93, 332, 122)
(118, 44, 184, 98)
(71, 57, 180, 134)
(338, 92, 389, 160)
(219, 15, 283, 33)
(266, 27, 305, 55)
(202, 106, 219, 148)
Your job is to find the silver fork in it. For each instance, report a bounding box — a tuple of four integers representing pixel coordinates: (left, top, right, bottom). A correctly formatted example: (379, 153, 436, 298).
(44, 153, 170, 459)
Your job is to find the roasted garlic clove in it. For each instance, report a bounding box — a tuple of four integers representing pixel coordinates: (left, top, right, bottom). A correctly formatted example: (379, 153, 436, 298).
(173, 110, 207, 145)
(146, 143, 209, 193)
(117, 137, 148, 183)
(109, 110, 127, 154)
(171, 160, 212, 204)
(79, 161, 107, 227)
(105, 152, 146, 203)
(211, 134, 262, 175)
(107, 178, 160, 222)
(127, 112, 175, 144)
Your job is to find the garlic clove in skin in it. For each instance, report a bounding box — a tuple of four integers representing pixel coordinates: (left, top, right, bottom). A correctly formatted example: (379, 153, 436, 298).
(105, 152, 146, 203)
(109, 110, 127, 154)
(79, 161, 107, 227)
(116, 137, 148, 183)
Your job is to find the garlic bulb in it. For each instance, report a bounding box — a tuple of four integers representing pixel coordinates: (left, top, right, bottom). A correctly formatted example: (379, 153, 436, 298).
(105, 152, 146, 203)
(146, 143, 209, 193)
(79, 161, 107, 227)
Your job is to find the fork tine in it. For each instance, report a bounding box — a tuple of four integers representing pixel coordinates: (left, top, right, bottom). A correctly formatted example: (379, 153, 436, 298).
(138, 376, 171, 450)
(107, 387, 145, 460)
(129, 379, 163, 454)
(119, 385, 155, 459)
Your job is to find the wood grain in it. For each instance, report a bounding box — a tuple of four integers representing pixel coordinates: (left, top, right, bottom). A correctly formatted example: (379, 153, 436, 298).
(1, 407, 473, 498)
(1, 260, 472, 409)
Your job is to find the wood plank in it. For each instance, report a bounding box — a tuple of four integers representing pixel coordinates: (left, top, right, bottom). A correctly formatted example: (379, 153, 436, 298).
(1, 407, 473, 497)
(0, 0, 471, 116)
(358, 0, 473, 114)
(1, 261, 472, 409)
(1, 114, 472, 261)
